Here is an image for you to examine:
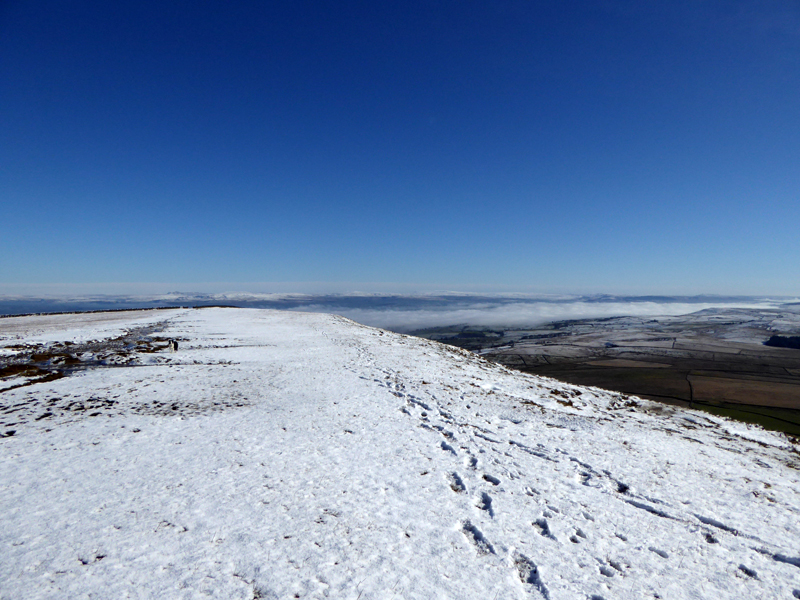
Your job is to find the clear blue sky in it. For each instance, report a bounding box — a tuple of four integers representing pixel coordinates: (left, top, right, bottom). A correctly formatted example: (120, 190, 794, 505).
(2, 1, 799, 295)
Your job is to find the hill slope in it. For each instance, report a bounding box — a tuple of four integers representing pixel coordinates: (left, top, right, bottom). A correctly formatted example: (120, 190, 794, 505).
(1, 308, 799, 599)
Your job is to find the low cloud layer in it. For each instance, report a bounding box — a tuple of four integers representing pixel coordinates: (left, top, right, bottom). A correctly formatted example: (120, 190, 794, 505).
(295, 299, 788, 331)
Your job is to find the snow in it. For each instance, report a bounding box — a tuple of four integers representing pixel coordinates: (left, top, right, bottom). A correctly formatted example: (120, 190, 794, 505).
(0, 310, 179, 345)
(1, 307, 799, 599)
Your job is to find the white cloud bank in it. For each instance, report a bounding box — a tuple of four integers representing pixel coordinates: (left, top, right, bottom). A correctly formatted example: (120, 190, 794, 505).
(299, 299, 790, 331)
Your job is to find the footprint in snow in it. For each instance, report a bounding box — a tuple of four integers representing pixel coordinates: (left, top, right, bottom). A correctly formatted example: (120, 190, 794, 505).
(460, 520, 494, 556)
(512, 552, 549, 599)
(447, 472, 466, 493)
(482, 473, 501, 486)
(476, 492, 494, 517)
(737, 565, 758, 579)
(440, 441, 457, 455)
(569, 529, 587, 544)
(533, 518, 555, 540)
(432, 425, 455, 440)
(610, 559, 626, 572)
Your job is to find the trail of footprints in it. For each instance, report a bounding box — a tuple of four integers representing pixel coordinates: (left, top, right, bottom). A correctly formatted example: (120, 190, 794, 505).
(384, 368, 559, 597)
(375, 366, 800, 598)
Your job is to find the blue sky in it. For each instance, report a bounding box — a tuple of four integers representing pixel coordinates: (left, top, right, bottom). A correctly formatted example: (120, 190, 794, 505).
(2, 1, 799, 295)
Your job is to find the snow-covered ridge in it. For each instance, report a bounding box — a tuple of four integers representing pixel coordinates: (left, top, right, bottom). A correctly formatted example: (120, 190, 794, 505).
(1, 308, 799, 599)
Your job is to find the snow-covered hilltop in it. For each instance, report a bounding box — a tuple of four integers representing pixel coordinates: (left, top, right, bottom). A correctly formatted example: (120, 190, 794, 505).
(1, 308, 799, 599)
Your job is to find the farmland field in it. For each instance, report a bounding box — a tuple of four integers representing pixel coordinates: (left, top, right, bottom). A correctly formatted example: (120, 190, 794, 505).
(412, 307, 800, 435)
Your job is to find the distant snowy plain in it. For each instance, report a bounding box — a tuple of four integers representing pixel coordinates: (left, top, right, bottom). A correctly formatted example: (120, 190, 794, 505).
(1, 308, 799, 599)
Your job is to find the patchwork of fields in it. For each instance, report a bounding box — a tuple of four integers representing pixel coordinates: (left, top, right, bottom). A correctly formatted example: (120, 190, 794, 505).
(414, 307, 800, 435)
